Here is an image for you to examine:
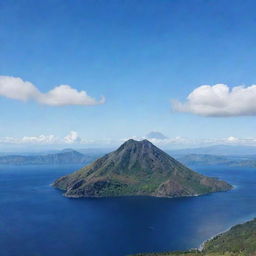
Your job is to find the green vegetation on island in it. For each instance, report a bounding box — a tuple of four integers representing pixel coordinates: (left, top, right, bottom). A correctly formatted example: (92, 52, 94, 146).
(53, 139, 232, 198)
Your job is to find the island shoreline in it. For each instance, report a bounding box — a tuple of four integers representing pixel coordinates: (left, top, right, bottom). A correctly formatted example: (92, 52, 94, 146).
(198, 214, 256, 251)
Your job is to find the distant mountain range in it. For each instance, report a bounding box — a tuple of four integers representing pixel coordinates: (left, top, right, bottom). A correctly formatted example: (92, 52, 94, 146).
(0, 145, 256, 167)
(168, 144, 256, 156)
(53, 139, 232, 198)
(0, 149, 101, 165)
(176, 154, 256, 168)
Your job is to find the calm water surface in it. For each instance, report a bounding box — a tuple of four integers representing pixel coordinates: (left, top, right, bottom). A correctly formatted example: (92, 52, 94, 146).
(0, 164, 255, 256)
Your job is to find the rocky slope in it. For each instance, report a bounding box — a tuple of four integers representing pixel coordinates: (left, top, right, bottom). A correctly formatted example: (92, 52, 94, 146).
(53, 139, 232, 198)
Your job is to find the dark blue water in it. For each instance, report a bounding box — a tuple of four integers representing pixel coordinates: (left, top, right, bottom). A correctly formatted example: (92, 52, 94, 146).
(0, 164, 256, 256)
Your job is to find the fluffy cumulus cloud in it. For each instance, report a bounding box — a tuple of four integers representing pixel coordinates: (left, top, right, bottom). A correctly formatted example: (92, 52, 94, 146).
(0, 76, 105, 106)
(172, 84, 256, 117)
(64, 131, 81, 144)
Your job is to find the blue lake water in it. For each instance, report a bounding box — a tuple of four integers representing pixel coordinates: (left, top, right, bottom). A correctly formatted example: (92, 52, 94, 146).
(0, 164, 256, 256)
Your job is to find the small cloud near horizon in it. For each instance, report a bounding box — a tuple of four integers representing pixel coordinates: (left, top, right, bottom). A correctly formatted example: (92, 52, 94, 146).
(1, 132, 256, 148)
(0, 131, 82, 145)
(122, 135, 256, 148)
(64, 131, 82, 144)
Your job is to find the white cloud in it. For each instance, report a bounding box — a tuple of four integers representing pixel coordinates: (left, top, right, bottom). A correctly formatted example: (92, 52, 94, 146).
(1, 131, 256, 148)
(220, 136, 256, 146)
(180, 136, 256, 147)
(172, 84, 256, 117)
(0, 134, 58, 144)
(38, 85, 105, 106)
(225, 136, 239, 143)
(121, 135, 256, 147)
(0, 76, 40, 101)
(21, 135, 57, 144)
(0, 76, 105, 106)
(64, 131, 81, 144)
(0, 131, 82, 145)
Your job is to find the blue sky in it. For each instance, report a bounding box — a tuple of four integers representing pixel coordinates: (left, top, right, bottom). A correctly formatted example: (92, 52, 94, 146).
(0, 0, 256, 150)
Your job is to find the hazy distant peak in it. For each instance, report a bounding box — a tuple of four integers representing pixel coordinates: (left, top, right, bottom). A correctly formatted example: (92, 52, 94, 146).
(146, 131, 168, 140)
(61, 148, 76, 153)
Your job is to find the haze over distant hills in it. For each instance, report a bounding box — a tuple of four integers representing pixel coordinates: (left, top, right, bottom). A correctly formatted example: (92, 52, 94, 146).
(53, 139, 232, 198)
(0, 149, 100, 165)
(1, 144, 256, 167)
(176, 154, 256, 168)
(168, 145, 256, 156)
